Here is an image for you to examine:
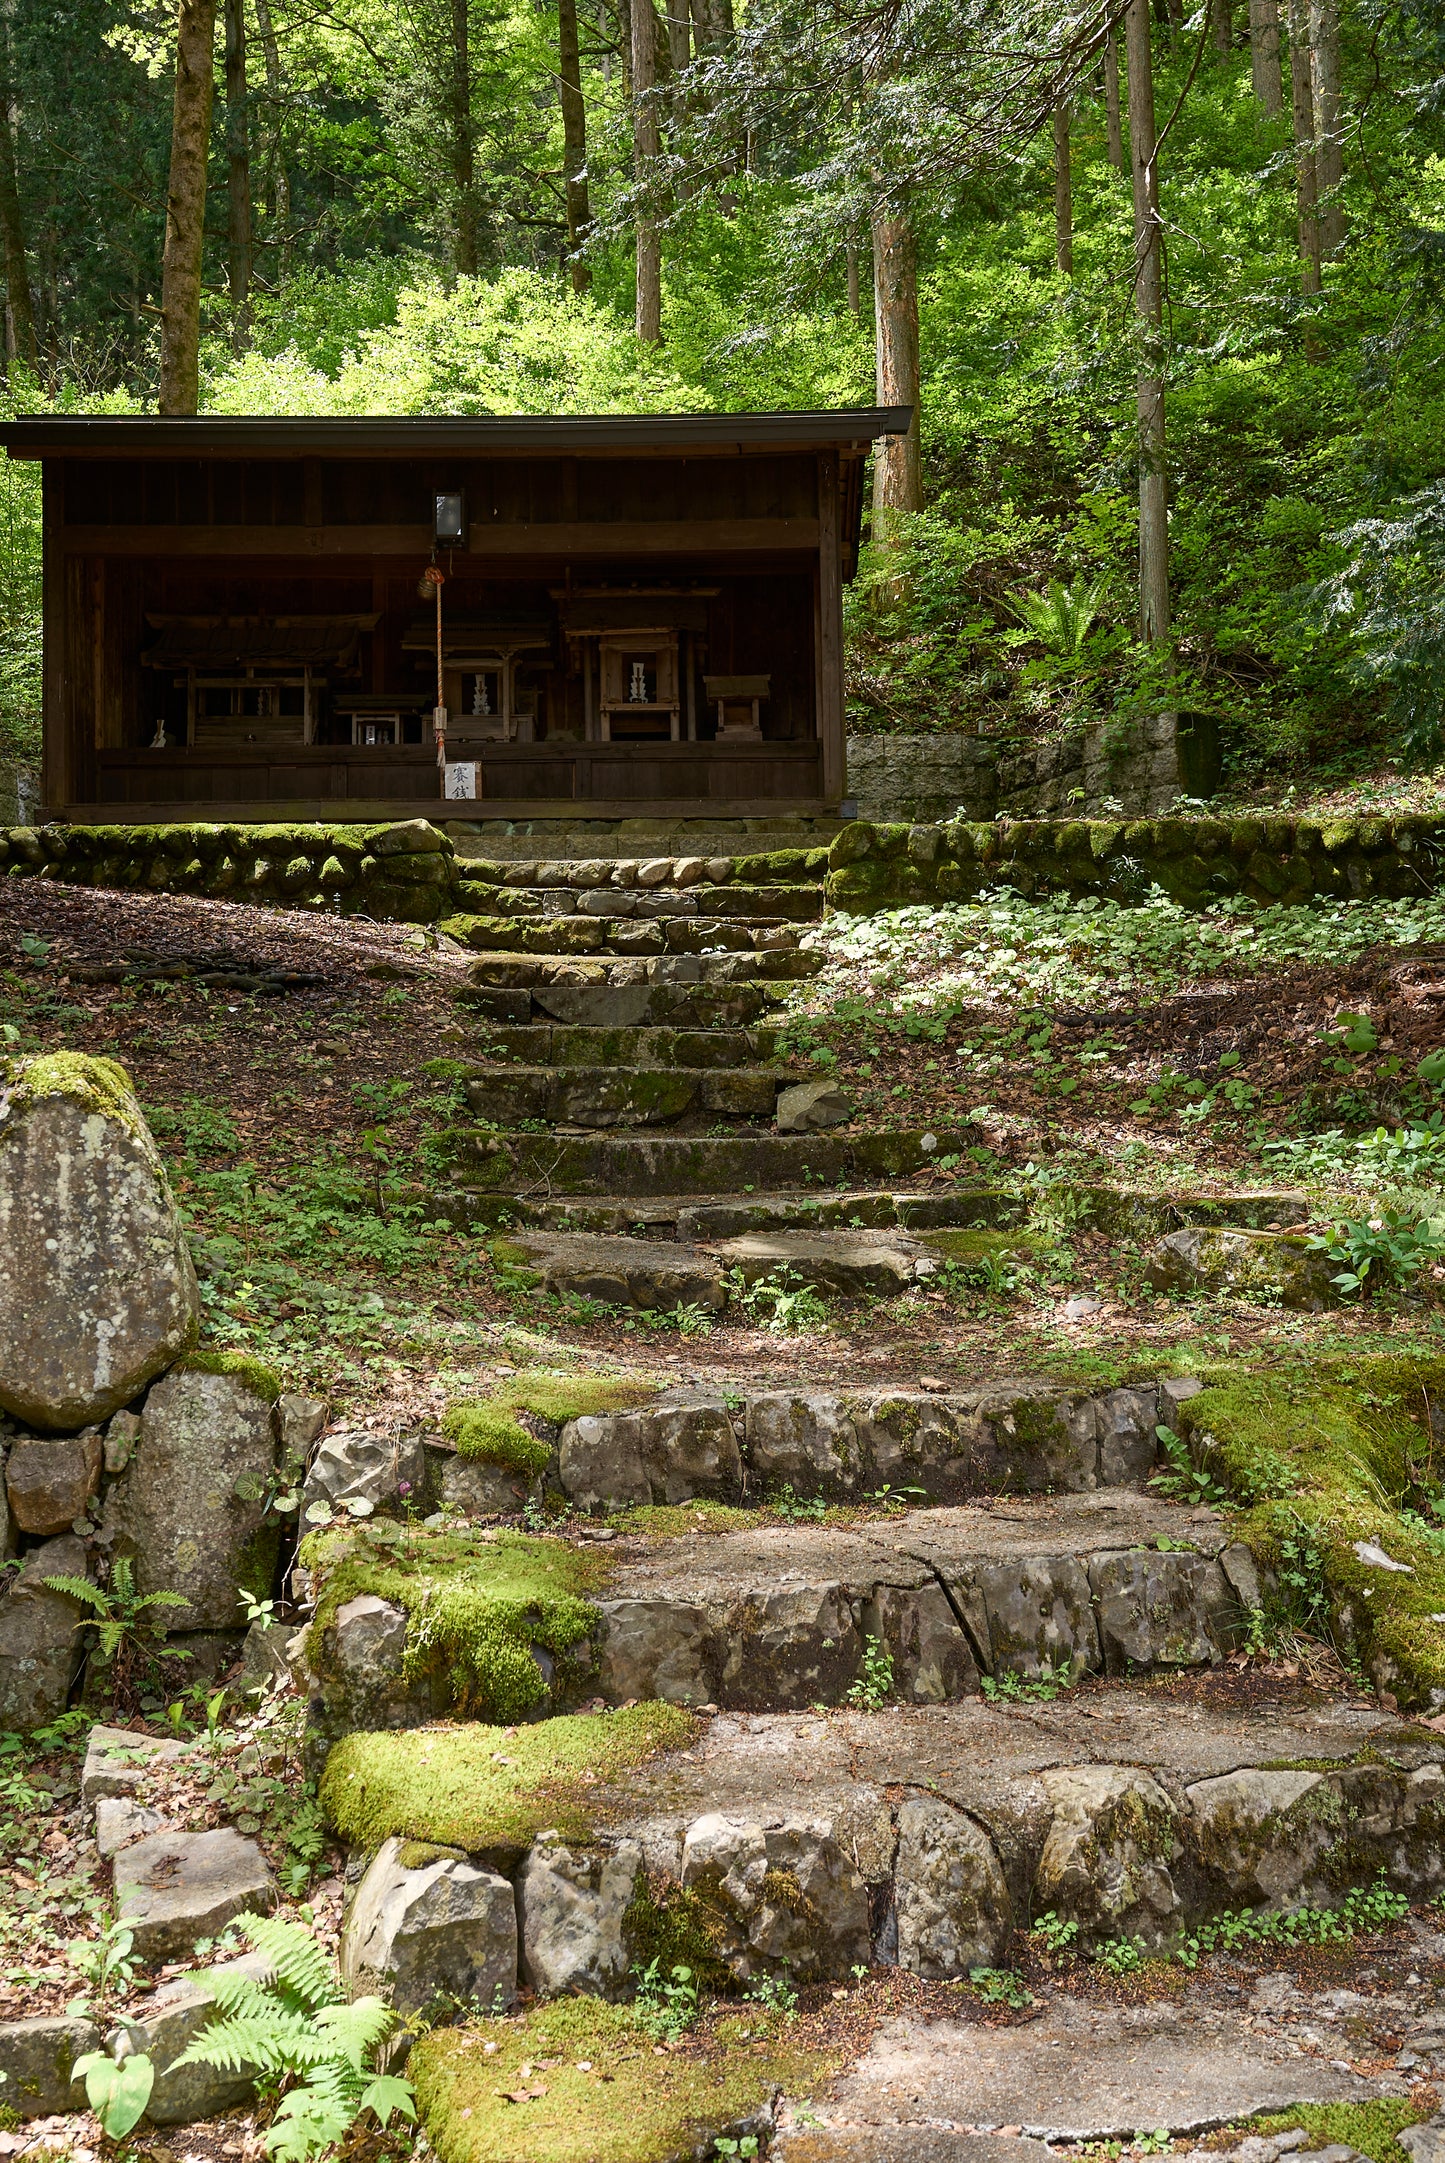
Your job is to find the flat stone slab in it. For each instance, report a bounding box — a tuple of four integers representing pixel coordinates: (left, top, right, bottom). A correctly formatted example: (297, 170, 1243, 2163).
(465, 1064, 786, 1128)
(779, 2137, 1054, 2163)
(0, 2015, 97, 2118)
(712, 1228, 933, 1295)
(113, 1826, 277, 1962)
(504, 1231, 726, 1311)
(809, 1999, 1381, 2141)
(592, 1693, 1428, 1882)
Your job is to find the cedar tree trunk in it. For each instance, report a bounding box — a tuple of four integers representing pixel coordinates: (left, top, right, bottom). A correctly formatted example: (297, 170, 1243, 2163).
(1054, 99, 1072, 275)
(557, 0, 591, 290)
(632, 0, 662, 340)
(1287, 0, 1321, 292)
(224, 0, 252, 350)
(1249, 0, 1283, 112)
(1310, 0, 1344, 254)
(158, 0, 217, 416)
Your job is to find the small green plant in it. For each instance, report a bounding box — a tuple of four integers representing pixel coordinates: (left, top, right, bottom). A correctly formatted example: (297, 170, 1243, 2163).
(981, 1658, 1077, 1704)
(43, 1555, 190, 1703)
(1149, 1425, 1229, 1508)
(862, 1482, 927, 1512)
(846, 1634, 895, 1711)
(967, 1966, 1035, 2009)
(771, 1482, 828, 1523)
(632, 1959, 700, 2041)
(66, 1918, 141, 2019)
(1133, 2131, 1172, 2154)
(747, 1967, 798, 2017)
(1095, 1934, 1148, 1976)
(1307, 1209, 1445, 1295)
(1031, 1910, 1081, 1955)
(72, 2042, 154, 2140)
(1171, 1875, 1408, 1969)
(712, 2140, 761, 2159)
(172, 1912, 415, 2162)
(730, 1265, 829, 1334)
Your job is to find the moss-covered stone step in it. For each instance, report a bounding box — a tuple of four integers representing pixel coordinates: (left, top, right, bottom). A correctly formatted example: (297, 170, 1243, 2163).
(463, 947, 812, 990)
(449, 840, 831, 881)
(494, 1224, 1034, 1304)
(439, 1124, 977, 1195)
(456, 975, 782, 1031)
(317, 1690, 1445, 1994)
(441, 911, 815, 958)
(459, 1064, 791, 1129)
(466, 1022, 785, 1069)
(452, 879, 824, 922)
(303, 1489, 1257, 1732)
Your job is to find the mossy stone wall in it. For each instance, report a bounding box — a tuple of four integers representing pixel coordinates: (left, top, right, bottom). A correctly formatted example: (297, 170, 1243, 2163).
(826, 813, 1445, 912)
(0, 817, 459, 924)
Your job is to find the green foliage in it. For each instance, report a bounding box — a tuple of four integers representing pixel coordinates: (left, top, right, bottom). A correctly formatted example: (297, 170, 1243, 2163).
(729, 1265, 830, 1334)
(72, 2046, 154, 2140)
(441, 1372, 652, 1476)
(967, 1966, 1035, 2009)
(632, 1960, 700, 2041)
(1306, 1209, 1445, 1294)
(846, 1634, 895, 1711)
(1171, 1875, 1408, 1969)
(173, 1912, 415, 2163)
(981, 1658, 1078, 1704)
(1150, 1424, 1231, 1508)
(43, 1555, 189, 1682)
(1249, 2101, 1431, 2163)
(1031, 1911, 1081, 1955)
(319, 1705, 696, 1853)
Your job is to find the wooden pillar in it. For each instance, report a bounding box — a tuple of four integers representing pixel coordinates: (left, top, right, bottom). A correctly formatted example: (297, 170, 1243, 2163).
(816, 447, 843, 808)
(41, 462, 67, 815)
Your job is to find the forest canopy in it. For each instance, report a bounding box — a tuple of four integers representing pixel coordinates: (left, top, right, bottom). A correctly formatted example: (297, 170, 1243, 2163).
(2, 0, 1445, 793)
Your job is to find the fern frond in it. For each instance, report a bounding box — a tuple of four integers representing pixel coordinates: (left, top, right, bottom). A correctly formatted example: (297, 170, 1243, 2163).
(264, 2087, 354, 2163)
(40, 1575, 108, 1615)
(239, 1914, 344, 2010)
(171, 2013, 300, 2075)
(312, 1998, 396, 2070)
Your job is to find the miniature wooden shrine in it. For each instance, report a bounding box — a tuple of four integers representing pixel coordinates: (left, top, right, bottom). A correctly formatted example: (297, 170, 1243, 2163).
(1, 408, 908, 822)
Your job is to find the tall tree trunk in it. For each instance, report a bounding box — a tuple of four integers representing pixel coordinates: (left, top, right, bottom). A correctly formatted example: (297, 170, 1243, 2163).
(224, 0, 252, 351)
(1287, 0, 1321, 293)
(1248, 0, 1282, 111)
(557, 0, 591, 290)
(450, 0, 479, 273)
(665, 0, 688, 69)
(158, 0, 216, 416)
(1310, 0, 1345, 255)
(845, 234, 860, 318)
(870, 204, 922, 605)
(251, 0, 290, 272)
(1125, 0, 1169, 647)
(632, 0, 661, 340)
(1210, 0, 1232, 51)
(1053, 99, 1072, 275)
(0, 1, 36, 376)
(1104, 28, 1123, 168)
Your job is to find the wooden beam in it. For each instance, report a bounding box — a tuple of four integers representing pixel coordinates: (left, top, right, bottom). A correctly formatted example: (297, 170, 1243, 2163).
(42, 468, 70, 812)
(57, 517, 821, 557)
(816, 448, 845, 808)
(56, 796, 836, 824)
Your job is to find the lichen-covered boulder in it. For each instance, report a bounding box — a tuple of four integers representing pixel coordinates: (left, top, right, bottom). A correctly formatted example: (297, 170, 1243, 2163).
(0, 1536, 92, 1730)
(1035, 1766, 1183, 1949)
(1146, 1228, 1337, 1312)
(1185, 1767, 1344, 1908)
(0, 2015, 98, 2117)
(559, 1400, 742, 1512)
(341, 1836, 517, 2021)
(679, 1811, 869, 1982)
(304, 1592, 435, 1739)
(102, 1364, 279, 1630)
(894, 1795, 1011, 1977)
(5, 1430, 102, 1534)
(517, 1834, 643, 1997)
(0, 1055, 199, 1430)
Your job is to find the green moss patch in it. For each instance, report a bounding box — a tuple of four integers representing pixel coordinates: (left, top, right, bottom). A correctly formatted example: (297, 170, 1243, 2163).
(1, 1051, 146, 1144)
(610, 1499, 756, 1538)
(412, 1995, 832, 2163)
(1178, 1352, 1445, 1702)
(177, 1348, 284, 1402)
(319, 1704, 696, 1854)
(919, 1228, 1041, 1264)
(307, 1523, 615, 1721)
(442, 1372, 654, 1475)
(1248, 2101, 1428, 2163)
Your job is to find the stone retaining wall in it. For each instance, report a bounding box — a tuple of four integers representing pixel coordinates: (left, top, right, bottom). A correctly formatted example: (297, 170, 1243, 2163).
(826, 811, 1445, 911)
(845, 714, 1221, 823)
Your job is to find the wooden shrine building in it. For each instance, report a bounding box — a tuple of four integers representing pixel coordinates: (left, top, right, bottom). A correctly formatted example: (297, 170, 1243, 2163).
(0, 409, 909, 824)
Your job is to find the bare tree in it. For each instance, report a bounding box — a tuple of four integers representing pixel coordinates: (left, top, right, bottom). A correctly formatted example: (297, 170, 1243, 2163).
(1054, 98, 1072, 273)
(158, 0, 217, 416)
(224, 0, 253, 350)
(557, 0, 592, 289)
(1310, 0, 1344, 254)
(0, 0, 36, 375)
(1126, 0, 1168, 646)
(633, 0, 662, 339)
(1104, 25, 1122, 166)
(1287, 0, 1321, 291)
(1249, 0, 1282, 110)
